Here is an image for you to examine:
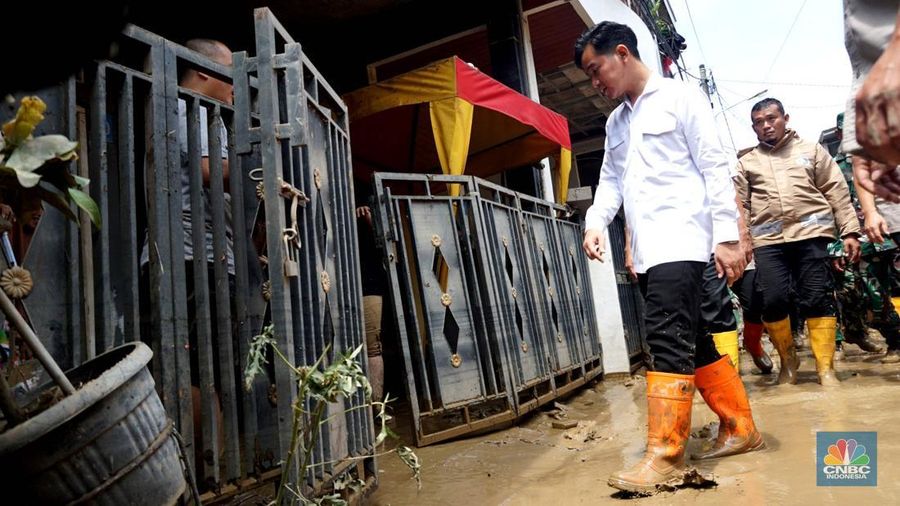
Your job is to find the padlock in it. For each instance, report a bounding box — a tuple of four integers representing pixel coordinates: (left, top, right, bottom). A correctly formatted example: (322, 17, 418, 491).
(283, 230, 300, 278)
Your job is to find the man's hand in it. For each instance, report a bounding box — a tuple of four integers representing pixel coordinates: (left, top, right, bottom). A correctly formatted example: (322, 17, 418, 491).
(714, 241, 746, 285)
(624, 255, 638, 282)
(583, 228, 606, 262)
(864, 210, 890, 243)
(356, 206, 373, 227)
(0, 204, 14, 224)
(833, 236, 861, 273)
(739, 230, 754, 264)
(855, 33, 900, 167)
(854, 156, 900, 203)
(844, 236, 861, 264)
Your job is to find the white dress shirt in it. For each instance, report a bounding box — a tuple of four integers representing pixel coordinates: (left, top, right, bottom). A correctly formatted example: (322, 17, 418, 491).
(584, 72, 740, 273)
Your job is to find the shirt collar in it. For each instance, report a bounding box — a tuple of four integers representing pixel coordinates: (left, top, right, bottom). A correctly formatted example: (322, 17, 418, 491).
(624, 71, 662, 110)
(758, 129, 798, 151)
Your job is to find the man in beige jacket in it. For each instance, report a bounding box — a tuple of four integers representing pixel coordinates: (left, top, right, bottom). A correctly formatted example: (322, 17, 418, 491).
(735, 98, 861, 387)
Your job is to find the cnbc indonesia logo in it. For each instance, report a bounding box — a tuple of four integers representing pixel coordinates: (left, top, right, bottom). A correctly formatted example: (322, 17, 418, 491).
(817, 433, 877, 486)
(822, 439, 870, 478)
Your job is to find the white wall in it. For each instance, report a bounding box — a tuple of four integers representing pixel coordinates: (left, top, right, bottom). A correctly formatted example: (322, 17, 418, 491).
(588, 233, 631, 374)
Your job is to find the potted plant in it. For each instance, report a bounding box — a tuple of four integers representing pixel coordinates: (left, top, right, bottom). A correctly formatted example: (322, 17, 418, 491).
(0, 96, 190, 505)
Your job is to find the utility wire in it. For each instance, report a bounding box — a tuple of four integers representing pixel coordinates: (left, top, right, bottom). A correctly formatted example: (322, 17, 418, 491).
(717, 78, 849, 89)
(710, 72, 738, 154)
(764, 0, 809, 81)
(682, 0, 709, 64)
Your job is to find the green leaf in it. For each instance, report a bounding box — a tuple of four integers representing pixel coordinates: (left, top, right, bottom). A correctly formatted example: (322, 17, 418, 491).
(73, 174, 90, 188)
(34, 186, 78, 223)
(68, 187, 101, 228)
(5, 135, 78, 181)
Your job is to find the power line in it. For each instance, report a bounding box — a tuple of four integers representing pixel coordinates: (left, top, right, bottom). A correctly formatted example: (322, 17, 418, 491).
(710, 72, 738, 153)
(785, 103, 845, 109)
(764, 0, 809, 81)
(717, 78, 849, 89)
(681, 0, 709, 64)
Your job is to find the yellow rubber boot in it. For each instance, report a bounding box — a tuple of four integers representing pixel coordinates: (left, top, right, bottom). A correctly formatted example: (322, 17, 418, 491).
(764, 317, 799, 385)
(892, 297, 900, 317)
(807, 317, 840, 387)
(712, 330, 740, 373)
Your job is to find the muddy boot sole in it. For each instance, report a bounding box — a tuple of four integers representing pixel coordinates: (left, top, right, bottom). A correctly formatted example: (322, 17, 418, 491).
(607, 473, 684, 496)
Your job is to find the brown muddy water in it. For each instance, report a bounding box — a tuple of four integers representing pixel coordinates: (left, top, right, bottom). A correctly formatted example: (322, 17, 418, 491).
(369, 342, 900, 505)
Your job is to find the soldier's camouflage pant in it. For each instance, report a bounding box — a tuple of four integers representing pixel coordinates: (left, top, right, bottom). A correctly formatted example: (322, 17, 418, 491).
(832, 253, 900, 348)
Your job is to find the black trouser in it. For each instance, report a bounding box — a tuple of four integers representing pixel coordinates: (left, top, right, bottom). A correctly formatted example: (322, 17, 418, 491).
(638, 261, 721, 374)
(732, 268, 764, 324)
(754, 238, 835, 322)
(700, 256, 737, 334)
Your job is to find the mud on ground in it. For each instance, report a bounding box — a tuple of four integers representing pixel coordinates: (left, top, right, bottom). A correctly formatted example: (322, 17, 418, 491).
(370, 340, 899, 505)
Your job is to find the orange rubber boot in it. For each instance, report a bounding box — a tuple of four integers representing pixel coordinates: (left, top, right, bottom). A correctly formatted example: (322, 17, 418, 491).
(692, 356, 766, 460)
(608, 372, 695, 495)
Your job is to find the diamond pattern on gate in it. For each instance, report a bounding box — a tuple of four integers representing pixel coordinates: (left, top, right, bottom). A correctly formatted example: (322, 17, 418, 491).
(314, 171, 335, 352)
(503, 240, 527, 353)
(431, 241, 461, 366)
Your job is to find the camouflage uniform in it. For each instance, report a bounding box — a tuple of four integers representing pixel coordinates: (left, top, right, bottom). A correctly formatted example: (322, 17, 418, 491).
(828, 152, 900, 349)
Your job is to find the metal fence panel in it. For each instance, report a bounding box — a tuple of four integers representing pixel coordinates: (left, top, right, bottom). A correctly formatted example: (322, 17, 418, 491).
(520, 203, 582, 373)
(472, 181, 554, 410)
(375, 173, 603, 446)
(374, 175, 515, 447)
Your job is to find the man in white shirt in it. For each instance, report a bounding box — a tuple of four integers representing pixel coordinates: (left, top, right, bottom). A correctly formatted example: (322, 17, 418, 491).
(575, 21, 762, 495)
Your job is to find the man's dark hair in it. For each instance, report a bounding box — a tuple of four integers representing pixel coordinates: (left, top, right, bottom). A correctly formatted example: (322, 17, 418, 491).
(574, 21, 641, 69)
(750, 98, 785, 116)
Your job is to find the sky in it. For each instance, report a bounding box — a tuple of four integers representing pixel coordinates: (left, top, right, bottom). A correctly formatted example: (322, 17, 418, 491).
(665, 0, 852, 155)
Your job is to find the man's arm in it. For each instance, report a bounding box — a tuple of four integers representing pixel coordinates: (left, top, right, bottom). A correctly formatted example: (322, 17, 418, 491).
(201, 157, 230, 191)
(734, 183, 753, 263)
(854, 6, 900, 166)
(623, 223, 637, 281)
(682, 87, 740, 246)
(814, 143, 861, 239)
(682, 86, 744, 282)
(853, 156, 890, 243)
(200, 114, 230, 191)
(815, 144, 861, 262)
(582, 135, 624, 261)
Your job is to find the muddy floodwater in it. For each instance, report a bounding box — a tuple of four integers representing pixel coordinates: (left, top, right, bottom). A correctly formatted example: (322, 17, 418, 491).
(370, 341, 899, 505)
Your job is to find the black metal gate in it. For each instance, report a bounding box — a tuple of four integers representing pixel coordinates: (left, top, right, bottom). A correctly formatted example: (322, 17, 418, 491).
(2, 8, 374, 501)
(374, 173, 602, 446)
